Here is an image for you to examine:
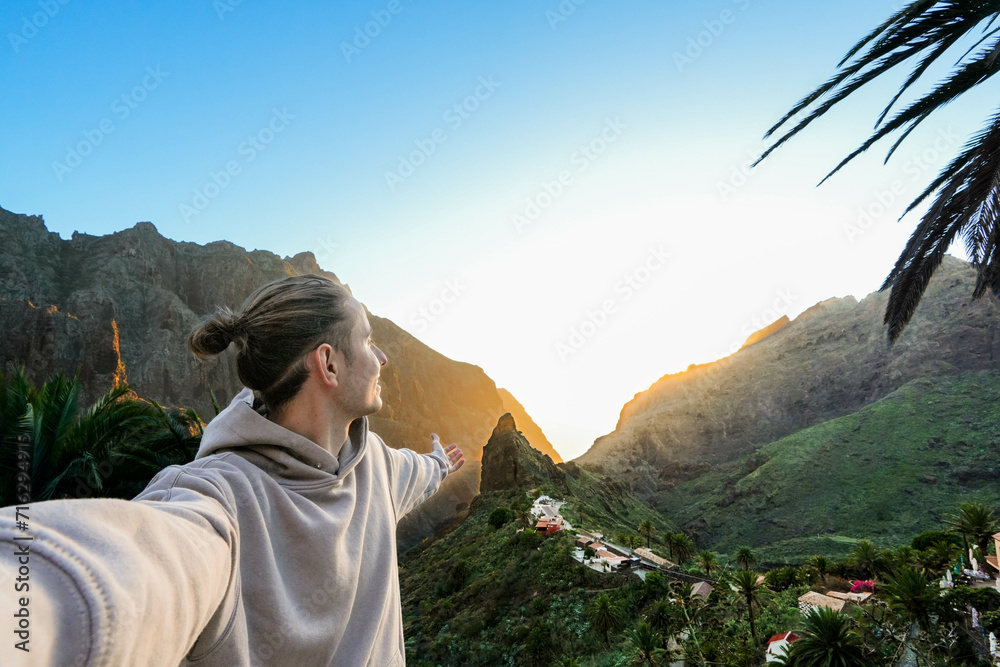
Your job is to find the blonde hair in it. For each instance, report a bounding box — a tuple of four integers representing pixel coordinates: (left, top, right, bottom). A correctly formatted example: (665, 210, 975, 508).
(188, 274, 355, 412)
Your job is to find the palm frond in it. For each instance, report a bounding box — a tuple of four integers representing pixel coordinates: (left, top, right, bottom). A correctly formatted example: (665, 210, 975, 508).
(33, 372, 78, 479)
(208, 388, 222, 417)
(881, 106, 1000, 341)
(63, 384, 157, 456)
(755, 1, 1000, 342)
(817, 34, 1000, 186)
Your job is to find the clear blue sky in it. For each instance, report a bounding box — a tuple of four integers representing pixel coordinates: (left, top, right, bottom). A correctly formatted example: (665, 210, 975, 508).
(2, 0, 992, 460)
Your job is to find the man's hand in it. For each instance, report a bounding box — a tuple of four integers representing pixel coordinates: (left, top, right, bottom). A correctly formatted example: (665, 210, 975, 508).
(431, 433, 465, 474)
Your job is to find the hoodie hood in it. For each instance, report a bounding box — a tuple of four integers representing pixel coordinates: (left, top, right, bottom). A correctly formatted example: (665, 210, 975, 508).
(196, 387, 369, 486)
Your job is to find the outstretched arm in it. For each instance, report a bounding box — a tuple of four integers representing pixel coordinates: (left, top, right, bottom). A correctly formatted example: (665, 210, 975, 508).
(0, 468, 235, 666)
(381, 433, 465, 521)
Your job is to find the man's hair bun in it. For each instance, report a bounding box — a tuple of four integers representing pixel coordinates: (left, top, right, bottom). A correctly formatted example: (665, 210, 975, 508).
(188, 309, 242, 359)
(187, 275, 354, 412)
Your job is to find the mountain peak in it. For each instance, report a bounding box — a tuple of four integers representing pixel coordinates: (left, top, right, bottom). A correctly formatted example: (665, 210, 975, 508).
(480, 413, 564, 494)
(493, 412, 517, 436)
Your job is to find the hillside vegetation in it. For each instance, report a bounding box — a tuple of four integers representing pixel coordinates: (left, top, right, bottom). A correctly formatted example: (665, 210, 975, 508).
(655, 369, 1000, 563)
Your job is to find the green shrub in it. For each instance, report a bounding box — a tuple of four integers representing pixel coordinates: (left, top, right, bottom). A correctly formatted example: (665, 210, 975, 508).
(488, 507, 515, 529)
(911, 530, 963, 551)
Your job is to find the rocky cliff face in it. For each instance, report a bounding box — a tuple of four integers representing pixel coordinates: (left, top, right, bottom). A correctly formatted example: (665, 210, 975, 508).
(479, 413, 565, 494)
(0, 206, 541, 550)
(496, 388, 561, 463)
(575, 256, 1000, 495)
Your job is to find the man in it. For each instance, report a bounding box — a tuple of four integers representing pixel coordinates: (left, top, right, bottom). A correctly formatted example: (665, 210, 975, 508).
(0, 274, 464, 665)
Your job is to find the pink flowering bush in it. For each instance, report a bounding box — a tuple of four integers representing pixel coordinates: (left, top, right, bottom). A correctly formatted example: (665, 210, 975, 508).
(850, 580, 874, 593)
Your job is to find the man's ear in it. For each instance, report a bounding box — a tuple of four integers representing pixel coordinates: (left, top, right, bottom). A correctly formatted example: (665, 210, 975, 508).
(311, 344, 339, 388)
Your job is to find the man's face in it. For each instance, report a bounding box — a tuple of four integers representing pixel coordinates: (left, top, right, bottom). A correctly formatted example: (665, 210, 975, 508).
(337, 298, 387, 418)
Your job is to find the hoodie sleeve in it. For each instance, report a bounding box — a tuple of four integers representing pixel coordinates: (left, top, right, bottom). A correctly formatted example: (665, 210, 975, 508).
(0, 466, 236, 667)
(379, 437, 450, 522)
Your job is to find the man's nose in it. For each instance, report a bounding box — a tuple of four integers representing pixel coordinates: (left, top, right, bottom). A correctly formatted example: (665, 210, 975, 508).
(375, 345, 387, 366)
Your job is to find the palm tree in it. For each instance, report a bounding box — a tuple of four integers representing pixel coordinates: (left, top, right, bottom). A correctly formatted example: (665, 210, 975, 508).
(0, 368, 200, 505)
(525, 623, 549, 667)
(809, 555, 830, 583)
(662, 531, 679, 561)
(674, 533, 696, 565)
(883, 566, 936, 665)
(945, 502, 999, 558)
(698, 550, 718, 577)
(103, 400, 204, 498)
(646, 598, 674, 651)
(734, 545, 757, 571)
(638, 520, 656, 549)
(0, 368, 184, 504)
(0, 366, 35, 503)
(729, 569, 766, 645)
(588, 592, 623, 646)
(888, 545, 923, 576)
(625, 621, 667, 667)
(560, 659, 580, 667)
(921, 538, 961, 576)
(754, 2, 1000, 342)
(671, 581, 708, 665)
(883, 567, 936, 631)
(785, 606, 866, 666)
(849, 540, 887, 580)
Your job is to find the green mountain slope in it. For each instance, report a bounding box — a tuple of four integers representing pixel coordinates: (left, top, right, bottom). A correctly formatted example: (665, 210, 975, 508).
(400, 416, 680, 665)
(400, 490, 615, 666)
(655, 369, 1000, 563)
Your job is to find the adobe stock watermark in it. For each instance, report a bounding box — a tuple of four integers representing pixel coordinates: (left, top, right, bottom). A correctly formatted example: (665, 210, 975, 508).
(843, 126, 959, 243)
(512, 117, 626, 234)
(179, 108, 295, 224)
(213, 0, 246, 21)
(673, 0, 751, 72)
(383, 76, 501, 192)
(340, 0, 411, 62)
(409, 278, 467, 333)
(546, 0, 587, 30)
(716, 148, 764, 202)
(555, 245, 671, 362)
(312, 235, 339, 269)
(51, 66, 169, 182)
(8, 0, 71, 53)
(711, 288, 798, 358)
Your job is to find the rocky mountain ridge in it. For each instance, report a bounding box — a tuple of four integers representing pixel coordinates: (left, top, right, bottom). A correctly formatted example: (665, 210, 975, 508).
(575, 256, 1000, 497)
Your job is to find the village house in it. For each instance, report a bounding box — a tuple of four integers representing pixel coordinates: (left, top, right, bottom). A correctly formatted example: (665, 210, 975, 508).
(593, 548, 630, 570)
(633, 548, 676, 569)
(797, 591, 846, 614)
(765, 631, 799, 664)
(826, 590, 872, 604)
(690, 581, 713, 602)
(988, 531, 1000, 574)
(534, 517, 564, 536)
(577, 540, 630, 570)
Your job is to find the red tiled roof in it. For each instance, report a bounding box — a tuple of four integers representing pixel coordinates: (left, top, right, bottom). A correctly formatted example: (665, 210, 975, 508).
(768, 631, 799, 643)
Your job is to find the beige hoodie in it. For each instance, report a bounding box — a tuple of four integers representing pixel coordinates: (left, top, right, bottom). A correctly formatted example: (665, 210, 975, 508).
(0, 388, 450, 666)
